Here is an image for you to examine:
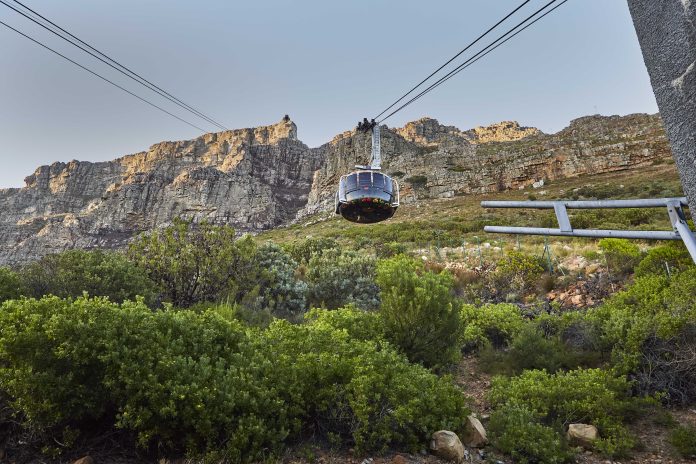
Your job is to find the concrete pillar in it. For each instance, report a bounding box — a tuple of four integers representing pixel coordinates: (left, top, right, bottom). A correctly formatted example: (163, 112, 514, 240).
(627, 0, 696, 209)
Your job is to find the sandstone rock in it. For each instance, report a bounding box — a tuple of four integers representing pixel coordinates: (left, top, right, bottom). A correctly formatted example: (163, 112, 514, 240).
(430, 430, 465, 462)
(391, 454, 408, 464)
(567, 423, 598, 448)
(0, 113, 672, 265)
(462, 414, 488, 448)
(72, 457, 95, 464)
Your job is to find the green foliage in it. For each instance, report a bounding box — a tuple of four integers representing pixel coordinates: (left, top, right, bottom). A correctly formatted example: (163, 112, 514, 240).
(306, 249, 379, 310)
(253, 242, 307, 319)
(0, 267, 23, 303)
(460, 303, 525, 351)
(669, 425, 696, 458)
(489, 368, 647, 459)
(635, 242, 694, 277)
(495, 251, 545, 295)
(0, 295, 468, 458)
(259, 319, 469, 452)
(376, 255, 461, 369)
(480, 321, 602, 375)
(304, 306, 385, 342)
(286, 237, 339, 264)
(598, 238, 641, 276)
(488, 404, 574, 464)
(20, 249, 156, 304)
(127, 219, 257, 307)
(589, 268, 696, 376)
(405, 175, 428, 186)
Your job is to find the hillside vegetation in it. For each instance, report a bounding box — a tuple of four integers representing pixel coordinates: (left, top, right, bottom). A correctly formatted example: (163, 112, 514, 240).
(0, 162, 695, 464)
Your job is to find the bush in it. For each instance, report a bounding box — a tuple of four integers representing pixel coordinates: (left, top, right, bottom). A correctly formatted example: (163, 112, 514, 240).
(635, 242, 694, 277)
(252, 242, 307, 319)
(304, 306, 385, 342)
(589, 268, 696, 383)
(495, 251, 545, 296)
(669, 425, 696, 458)
(0, 295, 468, 458)
(489, 404, 574, 464)
(306, 249, 379, 310)
(489, 368, 648, 459)
(598, 238, 641, 277)
(20, 250, 156, 304)
(127, 219, 258, 307)
(0, 267, 23, 303)
(460, 303, 525, 351)
(286, 237, 339, 264)
(258, 319, 469, 452)
(376, 255, 461, 369)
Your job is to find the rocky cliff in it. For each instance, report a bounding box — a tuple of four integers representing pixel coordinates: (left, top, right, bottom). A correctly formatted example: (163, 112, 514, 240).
(0, 113, 671, 265)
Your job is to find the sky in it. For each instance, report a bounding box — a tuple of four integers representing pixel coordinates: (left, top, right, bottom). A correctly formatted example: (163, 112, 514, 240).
(0, 0, 658, 188)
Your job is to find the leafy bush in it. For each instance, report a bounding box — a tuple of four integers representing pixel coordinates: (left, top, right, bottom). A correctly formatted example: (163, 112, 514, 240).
(669, 425, 696, 458)
(589, 268, 696, 383)
(494, 251, 545, 296)
(306, 249, 379, 310)
(481, 321, 602, 375)
(489, 368, 647, 459)
(304, 306, 385, 342)
(376, 255, 461, 369)
(258, 319, 469, 452)
(405, 175, 428, 186)
(489, 404, 574, 464)
(20, 250, 156, 304)
(0, 267, 24, 303)
(252, 242, 307, 319)
(286, 237, 339, 264)
(0, 295, 468, 458)
(127, 219, 258, 307)
(460, 303, 525, 351)
(598, 238, 641, 277)
(635, 242, 694, 277)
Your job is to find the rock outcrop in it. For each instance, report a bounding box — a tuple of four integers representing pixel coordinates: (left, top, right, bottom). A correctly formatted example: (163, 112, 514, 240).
(0, 113, 672, 265)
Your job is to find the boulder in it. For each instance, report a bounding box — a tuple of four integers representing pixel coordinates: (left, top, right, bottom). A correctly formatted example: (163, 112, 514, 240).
(430, 430, 465, 462)
(567, 423, 598, 448)
(72, 457, 95, 464)
(462, 415, 488, 448)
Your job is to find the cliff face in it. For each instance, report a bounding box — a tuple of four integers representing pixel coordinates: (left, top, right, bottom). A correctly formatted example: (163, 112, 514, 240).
(0, 113, 672, 265)
(302, 113, 671, 214)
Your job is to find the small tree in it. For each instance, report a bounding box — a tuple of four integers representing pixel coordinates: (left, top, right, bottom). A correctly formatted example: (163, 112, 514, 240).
(0, 267, 24, 303)
(376, 255, 461, 369)
(128, 218, 257, 307)
(306, 249, 379, 310)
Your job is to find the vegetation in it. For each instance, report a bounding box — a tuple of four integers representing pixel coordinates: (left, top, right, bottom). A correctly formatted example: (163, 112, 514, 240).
(0, 166, 694, 462)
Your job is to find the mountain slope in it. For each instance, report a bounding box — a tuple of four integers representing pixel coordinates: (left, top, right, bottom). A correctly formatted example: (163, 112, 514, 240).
(0, 113, 673, 265)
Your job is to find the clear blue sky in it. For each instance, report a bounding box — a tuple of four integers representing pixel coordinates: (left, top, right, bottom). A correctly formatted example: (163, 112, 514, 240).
(0, 0, 658, 188)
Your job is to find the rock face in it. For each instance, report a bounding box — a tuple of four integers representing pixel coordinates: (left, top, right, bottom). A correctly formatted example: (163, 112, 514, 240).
(0, 113, 672, 265)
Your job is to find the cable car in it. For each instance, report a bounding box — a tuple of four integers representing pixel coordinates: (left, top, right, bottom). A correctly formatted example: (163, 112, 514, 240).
(335, 121, 399, 223)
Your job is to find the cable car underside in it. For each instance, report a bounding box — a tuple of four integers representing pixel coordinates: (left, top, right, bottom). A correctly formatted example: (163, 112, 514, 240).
(335, 121, 400, 224)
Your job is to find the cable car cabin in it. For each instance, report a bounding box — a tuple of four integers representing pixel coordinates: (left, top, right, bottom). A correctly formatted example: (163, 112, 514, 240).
(335, 170, 400, 224)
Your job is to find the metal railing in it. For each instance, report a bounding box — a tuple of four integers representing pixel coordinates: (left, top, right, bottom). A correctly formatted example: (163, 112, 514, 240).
(481, 197, 696, 263)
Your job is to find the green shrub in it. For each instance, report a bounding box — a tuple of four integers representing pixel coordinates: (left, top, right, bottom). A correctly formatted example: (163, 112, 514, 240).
(405, 175, 428, 186)
(286, 237, 339, 264)
(0, 295, 468, 458)
(306, 249, 379, 310)
(376, 255, 461, 369)
(128, 219, 260, 307)
(669, 425, 696, 458)
(489, 404, 574, 464)
(258, 319, 469, 452)
(489, 368, 648, 458)
(252, 242, 307, 319)
(20, 250, 156, 304)
(460, 303, 525, 351)
(635, 242, 694, 277)
(0, 267, 24, 303)
(304, 306, 385, 342)
(598, 238, 642, 276)
(495, 251, 545, 295)
(589, 268, 696, 379)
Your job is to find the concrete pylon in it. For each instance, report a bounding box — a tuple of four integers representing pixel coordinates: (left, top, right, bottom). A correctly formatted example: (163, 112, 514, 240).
(627, 0, 696, 210)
